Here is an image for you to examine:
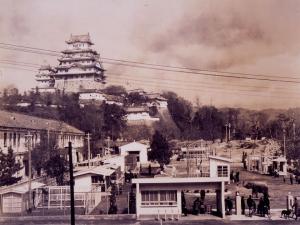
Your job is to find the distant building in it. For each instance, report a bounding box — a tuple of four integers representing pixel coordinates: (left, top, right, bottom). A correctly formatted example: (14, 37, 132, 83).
(120, 141, 149, 171)
(35, 65, 56, 93)
(79, 90, 124, 107)
(145, 93, 168, 109)
(125, 107, 159, 123)
(0, 110, 85, 177)
(35, 34, 105, 93)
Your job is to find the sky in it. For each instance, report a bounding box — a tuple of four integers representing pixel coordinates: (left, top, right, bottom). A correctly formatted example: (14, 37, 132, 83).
(1, 0, 300, 109)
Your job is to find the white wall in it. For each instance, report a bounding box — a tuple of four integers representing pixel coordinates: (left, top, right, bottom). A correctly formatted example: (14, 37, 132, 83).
(136, 184, 181, 217)
(104, 155, 125, 172)
(74, 175, 92, 192)
(209, 158, 230, 180)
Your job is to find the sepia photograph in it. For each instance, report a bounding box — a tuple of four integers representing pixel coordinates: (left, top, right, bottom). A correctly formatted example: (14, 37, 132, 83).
(0, 0, 299, 224)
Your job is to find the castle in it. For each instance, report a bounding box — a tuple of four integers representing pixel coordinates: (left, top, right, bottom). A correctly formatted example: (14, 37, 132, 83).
(35, 34, 106, 93)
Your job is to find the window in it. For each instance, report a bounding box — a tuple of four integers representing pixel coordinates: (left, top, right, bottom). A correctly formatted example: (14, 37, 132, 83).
(141, 190, 177, 206)
(17, 134, 20, 147)
(13, 133, 16, 146)
(217, 165, 228, 177)
(4, 132, 7, 147)
(9, 133, 12, 146)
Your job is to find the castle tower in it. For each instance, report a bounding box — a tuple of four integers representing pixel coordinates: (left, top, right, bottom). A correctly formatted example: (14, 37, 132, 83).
(35, 64, 56, 93)
(53, 33, 106, 92)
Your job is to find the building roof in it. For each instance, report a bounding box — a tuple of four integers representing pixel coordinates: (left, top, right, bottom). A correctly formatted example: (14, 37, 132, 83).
(0, 181, 45, 194)
(0, 110, 84, 134)
(132, 176, 228, 184)
(74, 166, 115, 177)
(66, 34, 94, 45)
(120, 141, 149, 151)
(209, 155, 232, 163)
(125, 107, 149, 113)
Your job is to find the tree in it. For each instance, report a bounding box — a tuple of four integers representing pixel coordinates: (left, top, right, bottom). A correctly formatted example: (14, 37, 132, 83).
(192, 106, 224, 140)
(103, 85, 127, 96)
(163, 92, 192, 138)
(108, 181, 118, 214)
(43, 154, 69, 185)
(0, 147, 22, 186)
(103, 103, 127, 140)
(32, 133, 58, 176)
(149, 130, 172, 165)
(126, 92, 148, 106)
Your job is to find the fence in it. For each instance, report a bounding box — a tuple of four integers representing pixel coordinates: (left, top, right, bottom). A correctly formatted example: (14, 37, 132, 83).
(0, 183, 136, 217)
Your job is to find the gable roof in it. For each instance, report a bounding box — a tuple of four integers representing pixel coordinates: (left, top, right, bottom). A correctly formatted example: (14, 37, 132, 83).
(0, 110, 84, 134)
(209, 155, 232, 163)
(120, 141, 149, 151)
(74, 166, 115, 177)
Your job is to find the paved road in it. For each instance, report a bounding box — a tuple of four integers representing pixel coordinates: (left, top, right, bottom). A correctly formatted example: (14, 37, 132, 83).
(0, 220, 298, 225)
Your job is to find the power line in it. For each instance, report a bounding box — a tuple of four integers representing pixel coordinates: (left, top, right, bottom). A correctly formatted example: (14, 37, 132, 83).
(1, 59, 300, 96)
(1, 58, 300, 92)
(106, 76, 300, 100)
(103, 61, 300, 84)
(1, 42, 300, 83)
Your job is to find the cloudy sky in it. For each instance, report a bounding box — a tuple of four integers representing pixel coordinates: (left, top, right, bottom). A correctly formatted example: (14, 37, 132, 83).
(1, 0, 300, 109)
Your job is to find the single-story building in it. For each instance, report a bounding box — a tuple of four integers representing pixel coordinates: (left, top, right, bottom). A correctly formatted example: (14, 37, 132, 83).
(120, 141, 149, 170)
(0, 181, 45, 214)
(73, 166, 116, 192)
(132, 177, 228, 218)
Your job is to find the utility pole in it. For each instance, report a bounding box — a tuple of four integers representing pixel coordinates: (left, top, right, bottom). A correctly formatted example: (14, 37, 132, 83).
(225, 124, 228, 143)
(228, 123, 231, 142)
(283, 127, 286, 157)
(293, 121, 296, 141)
(68, 142, 75, 225)
(87, 133, 91, 168)
(25, 132, 33, 211)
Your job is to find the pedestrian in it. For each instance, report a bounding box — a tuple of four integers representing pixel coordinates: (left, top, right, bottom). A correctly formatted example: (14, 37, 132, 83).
(247, 195, 253, 216)
(292, 197, 298, 220)
(241, 196, 246, 215)
(148, 163, 152, 176)
(263, 192, 270, 212)
(283, 175, 286, 183)
(225, 197, 233, 215)
(230, 171, 234, 183)
(290, 173, 294, 185)
(236, 171, 240, 183)
(257, 197, 265, 217)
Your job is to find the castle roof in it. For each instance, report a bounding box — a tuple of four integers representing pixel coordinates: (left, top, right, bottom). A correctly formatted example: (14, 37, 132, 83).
(66, 34, 94, 45)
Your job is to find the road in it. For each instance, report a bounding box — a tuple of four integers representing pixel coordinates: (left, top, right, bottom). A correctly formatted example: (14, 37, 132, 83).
(0, 219, 298, 225)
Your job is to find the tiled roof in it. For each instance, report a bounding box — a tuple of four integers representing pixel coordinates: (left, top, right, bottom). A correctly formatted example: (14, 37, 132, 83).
(125, 107, 149, 113)
(0, 110, 84, 134)
(66, 34, 93, 45)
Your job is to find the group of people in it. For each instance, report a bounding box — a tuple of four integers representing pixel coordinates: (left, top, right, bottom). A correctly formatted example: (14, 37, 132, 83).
(192, 197, 205, 215)
(245, 193, 270, 217)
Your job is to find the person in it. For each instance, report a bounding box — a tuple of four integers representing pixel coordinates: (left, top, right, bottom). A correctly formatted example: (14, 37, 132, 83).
(230, 171, 234, 183)
(236, 171, 240, 183)
(225, 197, 233, 215)
(292, 197, 298, 220)
(193, 198, 201, 215)
(148, 163, 152, 176)
(283, 175, 286, 183)
(257, 197, 265, 217)
(263, 193, 270, 213)
(290, 173, 294, 185)
(241, 196, 246, 215)
(247, 195, 253, 216)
